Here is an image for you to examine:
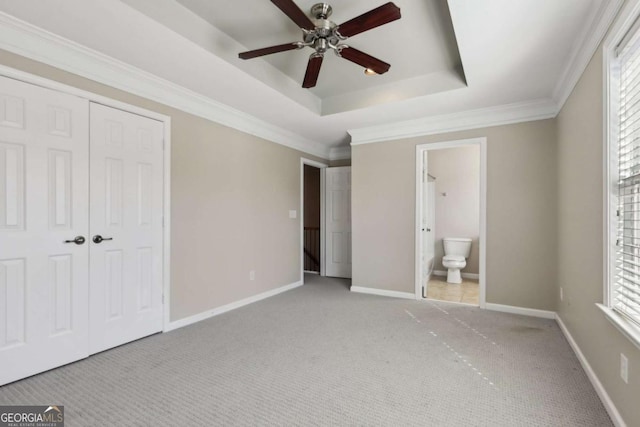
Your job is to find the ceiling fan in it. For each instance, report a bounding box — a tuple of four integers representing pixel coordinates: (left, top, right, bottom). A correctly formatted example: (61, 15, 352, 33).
(238, 0, 401, 88)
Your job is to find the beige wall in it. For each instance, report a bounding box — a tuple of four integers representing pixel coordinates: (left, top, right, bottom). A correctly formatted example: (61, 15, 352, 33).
(0, 49, 326, 323)
(556, 23, 640, 425)
(428, 145, 480, 274)
(352, 119, 558, 309)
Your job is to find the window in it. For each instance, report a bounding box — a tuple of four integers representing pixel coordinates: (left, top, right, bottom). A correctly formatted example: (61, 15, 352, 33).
(606, 14, 640, 345)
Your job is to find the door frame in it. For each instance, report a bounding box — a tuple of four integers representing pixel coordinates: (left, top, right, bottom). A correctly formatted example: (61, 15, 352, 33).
(414, 137, 487, 308)
(300, 158, 328, 281)
(0, 65, 173, 331)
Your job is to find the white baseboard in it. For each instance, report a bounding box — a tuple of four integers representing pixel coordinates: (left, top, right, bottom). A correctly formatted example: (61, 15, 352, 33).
(350, 286, 415, 300)
(165, 280, 303, 332)
(303, 270, 320, 275)
(556, 315, 627, 427)
(484, 303, 556, 319)
(433, 270, 480, 280)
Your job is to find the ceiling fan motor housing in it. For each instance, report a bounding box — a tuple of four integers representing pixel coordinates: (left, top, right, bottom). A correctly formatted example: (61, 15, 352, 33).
(304, 3, 344, 57)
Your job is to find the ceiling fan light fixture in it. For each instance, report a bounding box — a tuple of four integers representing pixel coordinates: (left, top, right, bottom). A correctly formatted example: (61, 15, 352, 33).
(364, 68, 378, 76)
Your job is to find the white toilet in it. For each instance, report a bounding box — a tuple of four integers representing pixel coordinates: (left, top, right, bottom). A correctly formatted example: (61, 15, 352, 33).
(442, 237, 472, 284)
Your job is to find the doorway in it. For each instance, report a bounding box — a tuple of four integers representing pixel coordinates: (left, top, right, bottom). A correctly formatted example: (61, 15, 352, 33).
(415, 138, 487, 307)
(300, 159, 328, 281)
(303, 164, 322, 274)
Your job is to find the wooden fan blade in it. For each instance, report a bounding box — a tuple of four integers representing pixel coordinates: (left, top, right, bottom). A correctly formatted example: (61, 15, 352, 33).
(337, 2, 401, 38)
(239, 43, 300, 59)
(271, 0, 315, 31)
(339, 46, 390, 75)
(303, 55, 324, 88)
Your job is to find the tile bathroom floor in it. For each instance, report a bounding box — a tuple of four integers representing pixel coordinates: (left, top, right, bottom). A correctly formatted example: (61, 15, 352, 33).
(426, 275, 479, 305)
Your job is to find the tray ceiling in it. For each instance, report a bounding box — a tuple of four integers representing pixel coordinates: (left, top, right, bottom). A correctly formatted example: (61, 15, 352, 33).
(0, 0, 607, 151)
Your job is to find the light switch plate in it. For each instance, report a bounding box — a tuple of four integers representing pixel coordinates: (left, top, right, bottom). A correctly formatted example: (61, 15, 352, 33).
(289, 210, 297, 219)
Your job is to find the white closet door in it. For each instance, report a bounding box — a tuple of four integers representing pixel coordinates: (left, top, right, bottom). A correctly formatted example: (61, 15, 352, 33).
(89, 103, 164, 354)
(325, 167, 352, 278)
(0, 76, 89, 385)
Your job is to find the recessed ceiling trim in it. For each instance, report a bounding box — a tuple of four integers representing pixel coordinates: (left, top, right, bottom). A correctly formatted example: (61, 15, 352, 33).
(348, 98, 558, 145)
(321, 68, 467, 116)
(552, 0, 623, 110)
(0, 11, 331, 159)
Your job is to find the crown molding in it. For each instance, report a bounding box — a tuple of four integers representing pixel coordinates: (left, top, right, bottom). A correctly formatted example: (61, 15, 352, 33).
(0, 12, 330, 159)
(328, 146, 351, 161)
(348, 98, 558, 145)
(552, 0, 624, 110)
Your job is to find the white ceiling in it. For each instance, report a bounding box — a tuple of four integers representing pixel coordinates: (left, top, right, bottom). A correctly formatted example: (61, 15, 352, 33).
(0, 0, 605, 153)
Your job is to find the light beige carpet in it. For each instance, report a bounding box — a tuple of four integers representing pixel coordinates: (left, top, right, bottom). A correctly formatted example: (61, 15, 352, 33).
(0, 275, 611, 426)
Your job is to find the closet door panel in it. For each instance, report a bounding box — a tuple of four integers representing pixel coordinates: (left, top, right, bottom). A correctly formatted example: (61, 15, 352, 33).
(0, 76, 89, 386)
(89, 103, 164, 355)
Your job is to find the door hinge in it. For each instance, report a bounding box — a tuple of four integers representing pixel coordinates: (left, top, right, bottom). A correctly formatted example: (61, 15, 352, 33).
(617, 209, 621, 217)
(162, 216, 165, 228)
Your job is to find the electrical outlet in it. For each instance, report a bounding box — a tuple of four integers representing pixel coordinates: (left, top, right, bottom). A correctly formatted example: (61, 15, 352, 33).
(621, 353, 629, 384)
(560, 287, 563, 302)
(289, 210, 297, 219)
(249, 270, 255, 281)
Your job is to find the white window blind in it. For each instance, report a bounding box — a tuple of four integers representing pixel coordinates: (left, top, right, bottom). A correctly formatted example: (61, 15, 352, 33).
(614, 26, 640, 328)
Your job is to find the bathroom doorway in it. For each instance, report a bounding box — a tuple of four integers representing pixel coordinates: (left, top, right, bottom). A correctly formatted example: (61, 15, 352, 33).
(415, 138, 487, 307)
